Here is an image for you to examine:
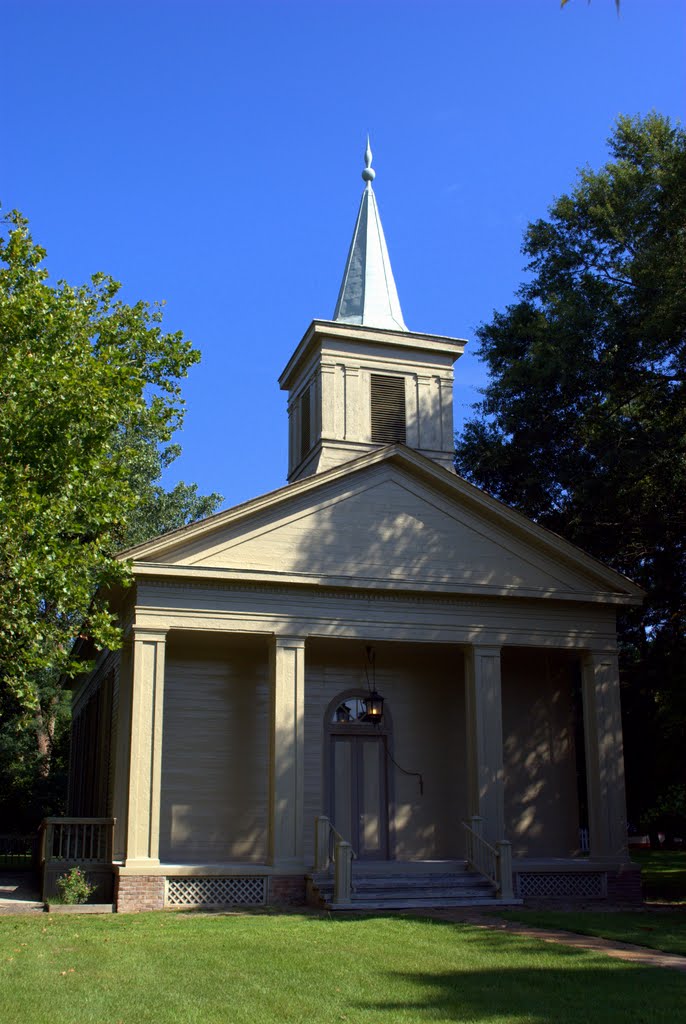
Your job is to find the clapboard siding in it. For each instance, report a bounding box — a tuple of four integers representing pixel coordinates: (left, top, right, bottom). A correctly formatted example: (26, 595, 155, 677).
(159, 636, 269, 863)
(502, 648, 579, 857)
(154, 464, 608, 598)
(303, 640, 467, 863)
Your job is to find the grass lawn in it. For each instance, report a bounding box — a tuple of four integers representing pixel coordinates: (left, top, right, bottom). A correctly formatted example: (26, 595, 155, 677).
(495, 910, 686, 957)
(1, 912, 684, 1024)
(495, 851, 686, 957)
(631, 850, 686, 902)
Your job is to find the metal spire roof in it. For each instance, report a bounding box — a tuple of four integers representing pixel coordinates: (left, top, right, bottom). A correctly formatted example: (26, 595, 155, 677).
(332, 139, 408, 332)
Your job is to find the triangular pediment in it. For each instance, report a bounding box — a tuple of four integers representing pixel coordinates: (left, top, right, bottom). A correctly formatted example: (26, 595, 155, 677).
(126, 448, 643, 604)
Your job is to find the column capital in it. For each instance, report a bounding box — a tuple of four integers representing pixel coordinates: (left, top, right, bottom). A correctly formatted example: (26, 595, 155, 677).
(581, 647, 618, 662)
(130, 626, 168, 644)
(467, 644, 502, 658)
(272, 635, 307, 650)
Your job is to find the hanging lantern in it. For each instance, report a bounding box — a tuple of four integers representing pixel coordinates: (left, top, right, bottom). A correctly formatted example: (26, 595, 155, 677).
(362, 689, 384, 723)
(334, 702, 352, 723)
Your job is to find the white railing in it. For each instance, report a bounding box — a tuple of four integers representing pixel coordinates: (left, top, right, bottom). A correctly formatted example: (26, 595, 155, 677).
(462, 816, 513, 900)
(313, 816, 356, 905)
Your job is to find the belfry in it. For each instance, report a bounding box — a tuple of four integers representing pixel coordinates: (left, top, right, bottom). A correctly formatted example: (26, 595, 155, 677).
(281, 140, 463, 480)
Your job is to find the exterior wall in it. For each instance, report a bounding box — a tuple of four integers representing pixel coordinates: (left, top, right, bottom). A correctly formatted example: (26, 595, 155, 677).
(158, 632, 270, 864)
(502, 648, 580, 857)
(159, 467, 608, 604)
(304, 639, 466, 863)
(69, 657, 117, 818)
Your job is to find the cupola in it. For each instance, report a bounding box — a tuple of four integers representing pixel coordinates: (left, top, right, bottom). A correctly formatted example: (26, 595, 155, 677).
(279, 141, 466, 482)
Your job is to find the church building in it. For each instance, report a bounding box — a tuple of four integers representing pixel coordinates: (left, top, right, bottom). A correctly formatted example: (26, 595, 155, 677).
(64, 144, 643, 911)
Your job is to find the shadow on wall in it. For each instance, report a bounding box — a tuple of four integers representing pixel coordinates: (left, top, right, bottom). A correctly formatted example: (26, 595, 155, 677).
(502, 648, 581, 858)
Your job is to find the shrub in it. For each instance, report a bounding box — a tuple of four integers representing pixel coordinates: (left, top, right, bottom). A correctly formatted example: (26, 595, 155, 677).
(55, 866, 95, 904)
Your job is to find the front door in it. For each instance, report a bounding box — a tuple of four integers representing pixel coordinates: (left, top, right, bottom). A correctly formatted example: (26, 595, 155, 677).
(331, 734, 389, 859)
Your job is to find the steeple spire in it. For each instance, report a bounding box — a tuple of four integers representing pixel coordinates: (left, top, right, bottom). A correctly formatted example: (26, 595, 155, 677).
(333, 139, 408, 332)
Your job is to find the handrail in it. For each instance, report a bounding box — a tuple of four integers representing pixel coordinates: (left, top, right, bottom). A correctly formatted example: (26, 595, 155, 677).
(462, 816, 514, 901)
(313, 816, 356, 904)
(39, 817, 115, 866)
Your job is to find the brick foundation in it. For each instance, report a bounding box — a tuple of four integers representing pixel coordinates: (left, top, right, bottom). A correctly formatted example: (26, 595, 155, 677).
(606, 863, 643, 905)
(115, 874, 165, 913)
(269, 875, 306, 905)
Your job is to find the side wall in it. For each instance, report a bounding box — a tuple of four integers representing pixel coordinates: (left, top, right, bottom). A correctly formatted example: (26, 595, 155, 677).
(159, 633, 270, 863)
(502, 648, 580, 857)
(69, 657, 118, 818)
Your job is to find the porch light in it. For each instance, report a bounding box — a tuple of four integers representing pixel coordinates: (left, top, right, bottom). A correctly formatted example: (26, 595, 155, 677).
(362, 689, 384, 723)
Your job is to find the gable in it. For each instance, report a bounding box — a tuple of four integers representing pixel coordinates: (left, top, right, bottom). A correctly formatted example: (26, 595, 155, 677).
(133, 456, 640, 602)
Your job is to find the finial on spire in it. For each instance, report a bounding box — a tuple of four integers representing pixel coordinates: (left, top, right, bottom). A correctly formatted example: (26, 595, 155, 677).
(362, 135, 376, 184)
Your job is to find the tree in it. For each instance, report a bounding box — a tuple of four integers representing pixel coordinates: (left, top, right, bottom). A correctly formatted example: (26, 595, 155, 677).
(0, 209, 222, 712)
(455, 113, 686, 831)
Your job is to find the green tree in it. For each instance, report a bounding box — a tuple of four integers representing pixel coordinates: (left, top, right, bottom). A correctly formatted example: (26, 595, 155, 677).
(455, 113, 686, 830)
(0, 209, 222, 712)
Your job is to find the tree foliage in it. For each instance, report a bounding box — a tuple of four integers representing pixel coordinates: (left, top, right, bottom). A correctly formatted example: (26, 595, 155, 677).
(0, 210, 222, 712)
(455, 113, 686, 826)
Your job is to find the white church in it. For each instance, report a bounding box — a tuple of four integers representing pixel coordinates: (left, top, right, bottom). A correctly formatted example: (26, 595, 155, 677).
(60, 143, 643, 912)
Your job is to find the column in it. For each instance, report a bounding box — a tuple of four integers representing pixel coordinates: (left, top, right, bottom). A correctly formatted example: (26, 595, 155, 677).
(269, 636, 306, 868)
(581, 650, 629, 861)
(123, 627, 167, 866)
(464, 645, 505, 843)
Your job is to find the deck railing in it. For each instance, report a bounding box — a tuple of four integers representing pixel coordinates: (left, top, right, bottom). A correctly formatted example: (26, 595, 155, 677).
(462, 816, 513, 900)
(0, 834, 39, 870)
(313, 816, 356, 905)
(39, 818, 115, 866)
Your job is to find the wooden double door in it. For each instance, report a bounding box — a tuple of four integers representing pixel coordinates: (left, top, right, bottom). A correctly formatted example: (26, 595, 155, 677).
(330, 733, 389, 860)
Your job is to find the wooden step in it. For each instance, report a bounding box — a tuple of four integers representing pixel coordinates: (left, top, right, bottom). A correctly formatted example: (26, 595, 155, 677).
(316, 883, 495, 899)
(307, 865, 522, 911)
(323, 896, 522, 911)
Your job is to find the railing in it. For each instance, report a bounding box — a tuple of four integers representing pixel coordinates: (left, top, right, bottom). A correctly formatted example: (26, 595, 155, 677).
(313, 816, 356, 905)
(0, 834, 39, 870)
(462, 816, 513, 900)
(39, 818, 115, 866)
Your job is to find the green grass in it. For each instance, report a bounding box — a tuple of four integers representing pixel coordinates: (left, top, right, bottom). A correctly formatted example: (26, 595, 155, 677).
(496, 910, 686, 957)
(1, 912, 684, 1024)
(631, 850, 686, 901)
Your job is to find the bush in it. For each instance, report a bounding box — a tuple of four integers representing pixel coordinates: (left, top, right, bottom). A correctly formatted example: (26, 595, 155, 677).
(55, 866, 95, 904)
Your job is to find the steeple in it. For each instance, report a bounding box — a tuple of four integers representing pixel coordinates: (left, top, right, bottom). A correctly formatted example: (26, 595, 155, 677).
(332, 139, 407, 332)
(279, 143, 467, 483)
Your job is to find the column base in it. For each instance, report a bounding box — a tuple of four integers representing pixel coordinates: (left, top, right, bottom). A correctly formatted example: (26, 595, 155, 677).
(115, 873, 165, 913)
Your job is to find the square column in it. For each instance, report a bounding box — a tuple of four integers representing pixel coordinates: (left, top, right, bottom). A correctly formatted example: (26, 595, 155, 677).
(269, 636, 306, 869)
(464, 645, 505, 844)
(123, 628, 167, 867)
(581, 650, 629, 861)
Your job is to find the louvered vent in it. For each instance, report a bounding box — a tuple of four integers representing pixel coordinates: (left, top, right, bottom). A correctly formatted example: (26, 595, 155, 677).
(299, 385, 311, 461)
(370, 374, 406, 444)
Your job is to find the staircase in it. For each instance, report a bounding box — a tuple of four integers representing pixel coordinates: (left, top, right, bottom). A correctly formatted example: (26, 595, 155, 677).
(307, 860, 522, 912)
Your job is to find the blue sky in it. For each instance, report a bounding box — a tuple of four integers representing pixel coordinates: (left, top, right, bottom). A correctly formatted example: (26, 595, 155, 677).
(3, 0, 685, 509)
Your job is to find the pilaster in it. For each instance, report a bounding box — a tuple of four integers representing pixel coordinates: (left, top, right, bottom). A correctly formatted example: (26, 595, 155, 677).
(581, 650, 629, 861)
(269, 635, 306, 869)
(123, 627, 167, 867)
(464, 645, 505, 844)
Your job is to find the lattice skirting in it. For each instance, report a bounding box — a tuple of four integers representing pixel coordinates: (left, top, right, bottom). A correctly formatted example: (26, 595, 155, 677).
(165, 876, 267, 907)
(515, 871, 607, 900)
